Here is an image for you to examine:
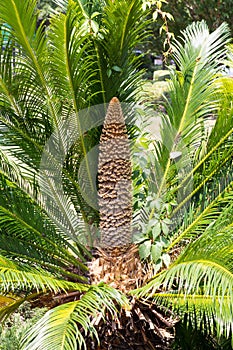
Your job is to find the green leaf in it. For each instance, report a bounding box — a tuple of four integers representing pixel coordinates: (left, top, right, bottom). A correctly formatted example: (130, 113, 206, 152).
(151, 198, 163, 211)
(152, 223, 161, 240)
(134, 234, 147, 244)
(139, 240, 151, 259)
(152, 10, 158, 21)
(161, 222, 169, 235)
(107, 68, 112, 77)
(91, 11, 100, 19)
(161, 236, 169, 246)
(163, 218, 171, 225)
(112, 65, 122, 72)
(151, 242, 162, 263)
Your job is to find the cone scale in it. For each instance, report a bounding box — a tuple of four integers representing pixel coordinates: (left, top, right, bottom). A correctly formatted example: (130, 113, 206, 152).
(98, 97, 132, 247)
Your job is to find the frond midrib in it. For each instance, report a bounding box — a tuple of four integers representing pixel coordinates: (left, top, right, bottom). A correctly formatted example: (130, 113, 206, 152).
(157, 42, 206, 198)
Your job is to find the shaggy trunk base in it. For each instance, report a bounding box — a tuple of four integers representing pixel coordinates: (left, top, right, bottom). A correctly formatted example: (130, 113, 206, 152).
(89, 244, 152, 292)
(87, 245, 177, 349)
(86, 299, 176, 350)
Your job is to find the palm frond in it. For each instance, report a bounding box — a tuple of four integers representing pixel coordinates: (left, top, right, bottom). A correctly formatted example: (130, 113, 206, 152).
(0, 0, 62, 132)
(133, 221, 233, 341)
(154, 21, 230, 198)
(154, 293, 233, 341)
(0, 0, 37, 50)
(0, 176, 89, 274)
(53, 0, 68, 12)
(21, 283, 129, 350)
(89, 0, 150, 104)
(173, 102, 233, 213)
(48, 3, 96, 108)
(167, 181, 233, 250)
(0, 254, 88, 296)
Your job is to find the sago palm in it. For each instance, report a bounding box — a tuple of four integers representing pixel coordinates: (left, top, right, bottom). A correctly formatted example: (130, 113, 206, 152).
(0, 0, 233, 349)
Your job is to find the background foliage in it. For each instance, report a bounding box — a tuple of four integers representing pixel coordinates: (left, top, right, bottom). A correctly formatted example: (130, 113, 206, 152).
(139, 0, 233, 58)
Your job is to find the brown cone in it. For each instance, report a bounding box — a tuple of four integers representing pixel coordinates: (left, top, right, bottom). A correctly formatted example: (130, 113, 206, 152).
(98, 97, 132, 247)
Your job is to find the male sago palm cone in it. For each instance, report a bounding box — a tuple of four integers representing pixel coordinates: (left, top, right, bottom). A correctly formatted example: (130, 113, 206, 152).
(90, 97, 147, 291)
(98, 96, 132, 247)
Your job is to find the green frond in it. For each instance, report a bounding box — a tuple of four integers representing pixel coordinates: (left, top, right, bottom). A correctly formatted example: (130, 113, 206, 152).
(21, 283, 129, 350)
(0, 0, 63, 132)
(173, 95, 233, 212)
(0, 254, 88, 295)
(155, 21, 230, 197)
(48, 4, 96, 107)
(166, 39, 233, 215)
(0, 233, 86, 280)
(154, 293, 233, 341)
(208, 83, 233, 150)
(0, 54, 24, 118)
(90, 0, 150, 103)
(53, 0, 68, 13)
(0, 0, 38, 50)
(168, 181, 233, 250)
(133, 223, 233, 341)
(0, 118, 94, 241)
(0, 178, 89, 274)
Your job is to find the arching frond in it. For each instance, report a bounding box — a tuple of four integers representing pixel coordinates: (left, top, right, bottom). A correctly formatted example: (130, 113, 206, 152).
(167, 181, 233, 250)
(0, 255, 88, 296)
(0, 174, 89, 270)
(0, 0, 56, 120)
(154, 21, 230, 198)
(133, 222, 233, 341)
(21, 283, 129, 350)
(88, 0, 150, 104)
